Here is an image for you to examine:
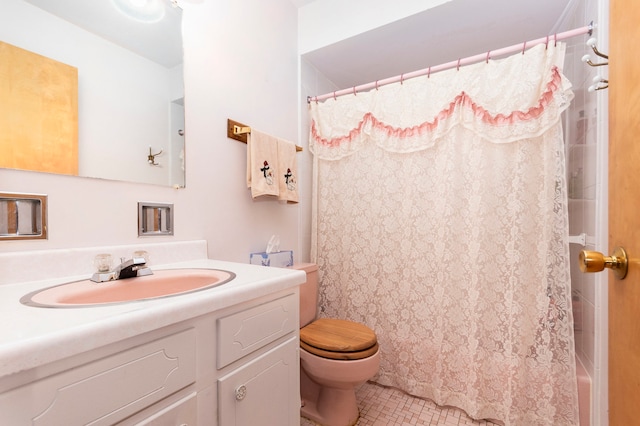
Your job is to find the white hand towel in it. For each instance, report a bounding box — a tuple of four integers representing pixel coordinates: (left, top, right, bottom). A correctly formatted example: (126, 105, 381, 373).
(277, 138, 299, 204)
(247, 130, 280, 198)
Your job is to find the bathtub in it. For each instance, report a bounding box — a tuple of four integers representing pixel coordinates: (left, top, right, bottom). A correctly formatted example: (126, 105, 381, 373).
(576, 355, 591, 426)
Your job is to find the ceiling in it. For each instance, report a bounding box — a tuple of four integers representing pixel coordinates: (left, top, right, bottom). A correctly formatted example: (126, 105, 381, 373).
(24, 0, 578, 85)
(302, 0, 578, 91)
(25, 0, 183, 68)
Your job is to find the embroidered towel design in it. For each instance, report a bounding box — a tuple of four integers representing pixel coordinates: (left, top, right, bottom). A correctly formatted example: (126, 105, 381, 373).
(247, 130, 280, 198)
(277, 138, 299, 203)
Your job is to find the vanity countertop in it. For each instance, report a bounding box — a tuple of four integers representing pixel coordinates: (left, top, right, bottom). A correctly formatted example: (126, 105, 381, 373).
(0, 259, 305, 378)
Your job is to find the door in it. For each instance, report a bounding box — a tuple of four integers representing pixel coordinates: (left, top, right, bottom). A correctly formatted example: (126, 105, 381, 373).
(608, 0, 640, 424)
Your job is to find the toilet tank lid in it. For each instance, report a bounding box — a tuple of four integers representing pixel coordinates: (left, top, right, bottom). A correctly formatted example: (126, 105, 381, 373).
(291, 263, 318, 273)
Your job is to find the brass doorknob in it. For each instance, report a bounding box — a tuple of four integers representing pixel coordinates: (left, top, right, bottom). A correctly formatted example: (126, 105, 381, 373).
(579, 246, 628, 280)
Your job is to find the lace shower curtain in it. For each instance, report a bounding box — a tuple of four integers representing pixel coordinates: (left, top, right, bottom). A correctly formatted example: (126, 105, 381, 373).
(309, 44, 578, 425)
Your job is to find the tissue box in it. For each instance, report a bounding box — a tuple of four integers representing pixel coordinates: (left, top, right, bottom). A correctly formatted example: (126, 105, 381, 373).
(250, 251, 293, 267)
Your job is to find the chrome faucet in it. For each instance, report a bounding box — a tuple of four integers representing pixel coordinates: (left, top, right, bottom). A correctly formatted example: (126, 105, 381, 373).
(91, 256, 153, 283)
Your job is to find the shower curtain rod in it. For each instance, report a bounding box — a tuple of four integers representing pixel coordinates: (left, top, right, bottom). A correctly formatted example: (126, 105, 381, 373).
(307, 23, 594, 103)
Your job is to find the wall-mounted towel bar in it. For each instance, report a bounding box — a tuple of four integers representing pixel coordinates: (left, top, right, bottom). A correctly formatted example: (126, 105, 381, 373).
(227, 119, 303, 152)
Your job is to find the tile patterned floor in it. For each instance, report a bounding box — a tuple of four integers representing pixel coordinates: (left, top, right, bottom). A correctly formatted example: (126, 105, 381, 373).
(300, 381, 502, 426)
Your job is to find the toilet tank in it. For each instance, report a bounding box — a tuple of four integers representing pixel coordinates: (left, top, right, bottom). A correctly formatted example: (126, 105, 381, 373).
(291, 263, 318, 328)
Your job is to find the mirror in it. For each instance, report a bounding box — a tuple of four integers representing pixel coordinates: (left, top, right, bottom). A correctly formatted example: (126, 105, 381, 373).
(0, 0, 185, 187)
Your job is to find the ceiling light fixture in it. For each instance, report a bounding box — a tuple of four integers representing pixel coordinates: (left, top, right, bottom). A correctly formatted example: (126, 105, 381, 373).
(111, 0, 166, 23)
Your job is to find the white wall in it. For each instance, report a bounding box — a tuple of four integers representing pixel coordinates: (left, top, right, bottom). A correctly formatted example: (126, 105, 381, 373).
(0, 0, 302, 266)
(298, 58, 339, 260)
(298, 0, 451, 54)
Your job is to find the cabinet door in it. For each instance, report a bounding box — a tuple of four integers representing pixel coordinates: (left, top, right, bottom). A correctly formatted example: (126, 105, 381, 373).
(217, 293, 298, 368)
(0, 329, 195, 426)
(130, 392, 197, 426)
(218, 337, 299, 426)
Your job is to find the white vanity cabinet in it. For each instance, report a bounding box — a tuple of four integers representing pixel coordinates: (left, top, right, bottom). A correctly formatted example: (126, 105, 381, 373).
(0, 328, 197, 425)
(218, 337, 299, 425)
(120, 392, 198, 425)
(216, 293, 300, 425)
(0, 287, 300, 426)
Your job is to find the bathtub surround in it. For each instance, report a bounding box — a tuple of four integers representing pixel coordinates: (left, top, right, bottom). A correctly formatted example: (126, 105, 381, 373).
(310, 45, 578, 425)
(557, 1, 608, 424)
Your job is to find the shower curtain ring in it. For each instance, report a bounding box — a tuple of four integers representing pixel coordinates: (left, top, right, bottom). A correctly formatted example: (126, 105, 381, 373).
(333, 91, 337, 100)
(486, 51, 491, 63)
(554, 33, 558, 47)
(353, 86, 357, 96)
(375, 80, 379, 90)
(400, 74, 404, 84)
(427, 67, 431, 78)
(545, 35, 549, 49)
(522, 41, 527, 54)
(457, 58, 461, 71)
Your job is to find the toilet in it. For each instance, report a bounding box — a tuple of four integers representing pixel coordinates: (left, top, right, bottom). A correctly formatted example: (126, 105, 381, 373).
(293, 263, 380, 426)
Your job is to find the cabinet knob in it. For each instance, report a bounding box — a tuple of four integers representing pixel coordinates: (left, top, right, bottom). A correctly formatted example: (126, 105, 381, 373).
(235, 385, 247, 401)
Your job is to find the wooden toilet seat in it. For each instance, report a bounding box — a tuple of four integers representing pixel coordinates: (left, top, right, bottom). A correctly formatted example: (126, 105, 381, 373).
(300, 318, 378, 360)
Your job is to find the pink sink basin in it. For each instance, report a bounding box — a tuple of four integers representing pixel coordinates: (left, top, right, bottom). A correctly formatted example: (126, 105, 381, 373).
(21, 269, 235, 308)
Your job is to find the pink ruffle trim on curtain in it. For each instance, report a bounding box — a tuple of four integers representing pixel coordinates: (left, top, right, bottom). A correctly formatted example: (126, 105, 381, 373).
(311, 66, 563, 149)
